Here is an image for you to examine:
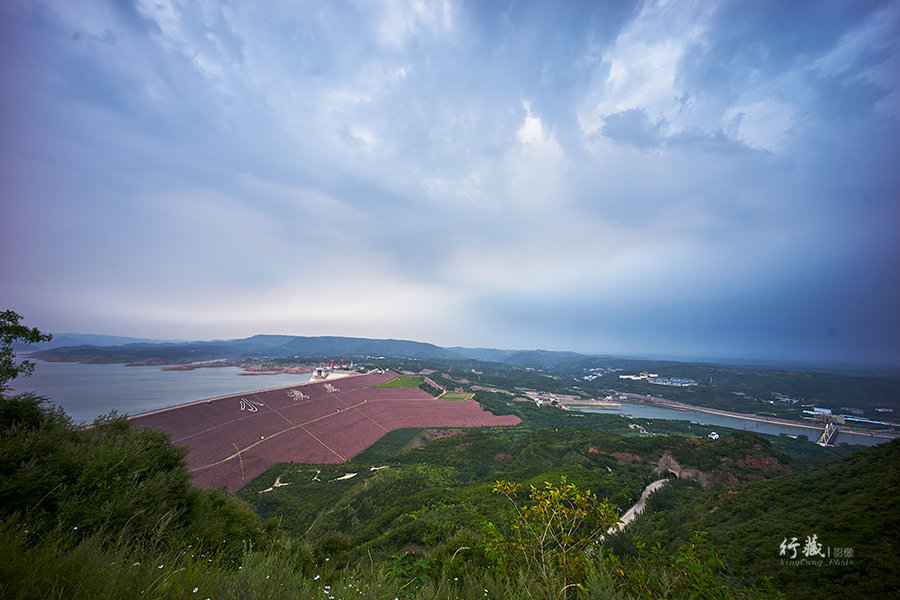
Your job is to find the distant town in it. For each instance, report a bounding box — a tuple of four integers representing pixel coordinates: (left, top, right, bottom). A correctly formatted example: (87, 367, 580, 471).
(618, 372, 699, 387)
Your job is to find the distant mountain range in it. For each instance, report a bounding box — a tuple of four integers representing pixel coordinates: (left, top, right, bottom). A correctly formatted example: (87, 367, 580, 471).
(24, 333, 586, 368)
(21, 333, 900, 376)
(16, 333, 173, 350)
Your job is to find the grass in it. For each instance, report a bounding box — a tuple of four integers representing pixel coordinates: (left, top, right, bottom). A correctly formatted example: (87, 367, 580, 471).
(369, 376, 425, 388)
(351, 428, 424, 463)
(439, 392, 475, 401)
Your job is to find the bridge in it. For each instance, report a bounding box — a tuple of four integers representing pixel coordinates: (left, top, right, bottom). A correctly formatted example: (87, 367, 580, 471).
(817, 422, 837, 446)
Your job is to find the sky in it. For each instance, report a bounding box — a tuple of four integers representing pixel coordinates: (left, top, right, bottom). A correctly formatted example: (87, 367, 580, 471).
(1, 0, 899, 367)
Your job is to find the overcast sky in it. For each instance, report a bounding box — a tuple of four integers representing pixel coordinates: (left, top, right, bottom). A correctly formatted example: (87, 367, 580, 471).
(2, 0, 899, 367)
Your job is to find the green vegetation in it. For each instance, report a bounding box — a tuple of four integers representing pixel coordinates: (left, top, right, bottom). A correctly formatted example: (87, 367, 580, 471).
(622, 440, 900, 600)
(367, 374, 442, 396)
(487, 478, 620, 587)
(418, 380, 442, 397)
(369, 375, 426, 388)
(351, 427, 425, 463)
(2, 312, 892, 598)
(561, 361, 900, 422)
(440, 391, 475, 401)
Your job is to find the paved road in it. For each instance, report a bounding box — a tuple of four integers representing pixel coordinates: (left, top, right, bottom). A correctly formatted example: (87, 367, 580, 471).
(608, 478, 669, 534)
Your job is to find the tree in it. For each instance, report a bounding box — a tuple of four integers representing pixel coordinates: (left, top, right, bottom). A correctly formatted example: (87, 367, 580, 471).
(485, 477, 620, 596)
(0, 309, 52, 391)
(1, 310, 55, 430)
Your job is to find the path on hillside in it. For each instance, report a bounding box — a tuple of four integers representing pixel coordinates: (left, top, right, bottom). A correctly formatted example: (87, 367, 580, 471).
(607, 478, 669, 536)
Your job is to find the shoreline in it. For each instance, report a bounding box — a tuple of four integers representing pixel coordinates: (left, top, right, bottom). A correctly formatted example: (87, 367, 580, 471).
(127, 370, 365, 420)
(616, 393, 898, 440)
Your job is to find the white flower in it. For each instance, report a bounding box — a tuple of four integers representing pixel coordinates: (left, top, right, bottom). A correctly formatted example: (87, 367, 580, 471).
(193, 588, 199, 593)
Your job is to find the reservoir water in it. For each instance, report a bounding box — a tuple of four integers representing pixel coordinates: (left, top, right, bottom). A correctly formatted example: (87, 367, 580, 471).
(9, 361, 890, 447)
(9, 360, 313, 424)
(577, 403, 887, 447)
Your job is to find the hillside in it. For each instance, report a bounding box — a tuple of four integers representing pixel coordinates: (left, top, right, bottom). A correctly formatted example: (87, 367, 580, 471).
(3, 319, 893, 599)
(0, 381, 885, 598)
(625, 439, 900, 599)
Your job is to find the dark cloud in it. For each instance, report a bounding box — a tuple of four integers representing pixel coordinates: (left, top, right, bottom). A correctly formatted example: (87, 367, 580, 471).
(676, 0, 878, 97)
(600, 108, 665, 148)
(1, 0, 898, 366)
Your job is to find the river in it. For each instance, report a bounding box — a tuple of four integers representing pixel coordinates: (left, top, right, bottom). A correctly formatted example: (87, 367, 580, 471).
(577, 403, 887, 447)
(9, 360, 891, 447)
(8, 360, 313, 424)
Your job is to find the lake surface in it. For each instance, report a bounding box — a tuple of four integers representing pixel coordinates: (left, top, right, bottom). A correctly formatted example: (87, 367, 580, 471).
(9, 360, 313, 424)
(10, 361, 889, 447)
(578, 403, 886, 447)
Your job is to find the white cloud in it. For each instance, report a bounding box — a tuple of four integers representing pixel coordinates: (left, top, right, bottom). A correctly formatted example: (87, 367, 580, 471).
(376, 0, 454, 48)
(517, 102, 545, 144)
(3, 0, 898, 363)
(725, 100, 795, 152)
(579, 0, 714, 136)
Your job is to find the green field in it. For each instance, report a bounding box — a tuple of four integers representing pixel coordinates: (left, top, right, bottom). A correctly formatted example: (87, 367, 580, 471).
(440, 391, 475, 401)
(369, 375, 425, 388)
(351, 427, 424, 463)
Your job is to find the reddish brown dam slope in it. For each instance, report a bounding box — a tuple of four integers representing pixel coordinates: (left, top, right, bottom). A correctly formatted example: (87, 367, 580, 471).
(131, 371, 521, 491)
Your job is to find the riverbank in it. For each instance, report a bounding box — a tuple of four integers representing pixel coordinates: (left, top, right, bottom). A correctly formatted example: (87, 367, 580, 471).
(618, 392, 899, 442)
(9, 360, 317, 424)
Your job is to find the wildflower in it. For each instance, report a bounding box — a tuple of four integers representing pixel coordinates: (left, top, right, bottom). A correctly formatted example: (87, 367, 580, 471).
(73, 526, 78, 530)
(158, 565, 164, 569)
(193, 587, 199, 593)
(314, 575, 321, 581)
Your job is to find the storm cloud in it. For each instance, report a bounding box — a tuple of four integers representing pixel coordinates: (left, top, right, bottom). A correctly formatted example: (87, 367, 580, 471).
(1, 0, 898, 367)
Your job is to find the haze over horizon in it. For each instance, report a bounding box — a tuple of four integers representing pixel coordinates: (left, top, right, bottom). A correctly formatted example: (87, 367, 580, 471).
(2, 1, 899, 368)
